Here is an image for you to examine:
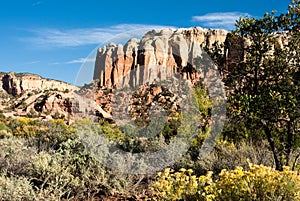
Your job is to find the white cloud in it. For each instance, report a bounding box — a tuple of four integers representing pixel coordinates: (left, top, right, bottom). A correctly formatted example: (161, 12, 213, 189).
(65, 58, 95, 64)
(192, 12, 250, 30)
(32, 1, 43, 6)
(23, 24, 172, 47)
(51, 57, 95, 65)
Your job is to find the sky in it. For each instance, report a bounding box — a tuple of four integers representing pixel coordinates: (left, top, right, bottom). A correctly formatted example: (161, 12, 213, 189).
(0, 0, 291, 86)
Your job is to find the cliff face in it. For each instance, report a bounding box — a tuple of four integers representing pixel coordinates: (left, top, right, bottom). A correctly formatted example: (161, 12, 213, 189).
(0, 72, 114, 123)
(93, 27, 228, 87)
(0, 72, 78, 96)
(0, 72, 81, 122)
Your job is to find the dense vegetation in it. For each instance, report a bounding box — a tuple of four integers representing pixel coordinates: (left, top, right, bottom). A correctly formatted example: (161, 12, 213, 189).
(0, 1, 299, 200)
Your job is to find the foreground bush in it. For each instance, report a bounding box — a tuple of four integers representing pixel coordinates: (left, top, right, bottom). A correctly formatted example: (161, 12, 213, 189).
(151, 164, 300, 200)
(0, 174, 36, 201)
(177, 140, 274, 176)
(0, 137, 36, 176)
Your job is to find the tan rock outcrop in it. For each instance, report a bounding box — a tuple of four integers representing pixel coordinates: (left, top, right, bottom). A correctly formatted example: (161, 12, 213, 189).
(0, 72, 114, 122)
(0, 72, 80, 122)
(93, 27, 228, 88)
(0, 72, 78, 95)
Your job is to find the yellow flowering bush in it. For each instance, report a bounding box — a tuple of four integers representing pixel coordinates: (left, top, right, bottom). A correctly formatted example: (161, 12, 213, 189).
(151, 168, 212, 200)
(214, 164, 300, 200)
(8, 117, 41, 137)
(151, 164, 300, 200)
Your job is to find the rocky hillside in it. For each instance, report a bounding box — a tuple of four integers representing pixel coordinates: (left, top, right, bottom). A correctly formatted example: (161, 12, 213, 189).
(93, 27, 228, 88)
(0, 72, 78, 96)
(0, 72, 113, 123)
(0, 72, 80, 122)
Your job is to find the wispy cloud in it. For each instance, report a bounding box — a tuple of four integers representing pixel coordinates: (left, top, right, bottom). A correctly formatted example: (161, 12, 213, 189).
(22, 24, 172, 47)
(32, 1, 43, 6)
(65, 58, 95, 64)
(192, 12, 250, 30)
(24, 61, 40, 65)
(51, 57, 95, 65)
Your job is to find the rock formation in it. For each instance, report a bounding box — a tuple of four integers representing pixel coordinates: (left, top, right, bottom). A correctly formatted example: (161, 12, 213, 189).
(0, 27, 290, 125)
(0, 72, 112, 123)
(93, 27, 228, 88)
(0, 72, 78, 96)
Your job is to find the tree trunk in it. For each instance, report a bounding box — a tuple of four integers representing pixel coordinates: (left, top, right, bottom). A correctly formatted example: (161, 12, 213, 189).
(263, 124, 283, 170)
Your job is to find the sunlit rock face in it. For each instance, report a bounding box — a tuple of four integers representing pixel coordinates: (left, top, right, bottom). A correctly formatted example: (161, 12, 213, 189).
(93, 27, 228, 88)
(0, 72, 81, 122)
(0, 72, 77, 95)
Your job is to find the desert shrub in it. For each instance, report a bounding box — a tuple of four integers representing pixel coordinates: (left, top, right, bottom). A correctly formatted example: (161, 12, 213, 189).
(0, 111, 6, 122)
(35, 119, 76, 151)
(151, 164, 300, 201)
(213, 165, 300, 200)
(75, 120, 160, 197)
(0, 173, 36, 201)
(151, 168, 212, 201)
(161, 116, 182, 143)
(27, 108, 40, 118)
(97, 119, 167, 154)
(52, 111, 65, 120)
(0, 129, 12, 138)
(28, 151, 82, 200)
(8, 117, 41, 137)
(75, 118, 122, 142)
(98, 120, 125, 141)
(56, 138, 111, 199)
(0, 121, 12, 138)
(175, 140, 274, 176)
(27, 136, 136, 199)
(0, 137, 35, 175)
(0, 121, 9, 131)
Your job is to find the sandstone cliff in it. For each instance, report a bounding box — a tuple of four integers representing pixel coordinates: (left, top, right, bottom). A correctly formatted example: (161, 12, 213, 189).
(0, 72, 78, 121)
(93, 27, 228, 87)
(0, 72, 112, 123)
(0, 72, 78, 96)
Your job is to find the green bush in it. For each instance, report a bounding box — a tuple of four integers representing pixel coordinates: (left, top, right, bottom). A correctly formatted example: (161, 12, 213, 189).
(35, 119, 76, 151)
(0, 122, 12, 138)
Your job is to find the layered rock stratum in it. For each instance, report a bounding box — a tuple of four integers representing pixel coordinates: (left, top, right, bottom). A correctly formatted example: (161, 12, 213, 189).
(0, 72, 80, 121)
(0, 72, 111, 122)
(93, 27, 228, 87)
(0, 72, 78, 96)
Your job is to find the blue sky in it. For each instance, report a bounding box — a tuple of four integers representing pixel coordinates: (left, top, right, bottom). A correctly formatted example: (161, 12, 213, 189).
(0, 0, 291, 85)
